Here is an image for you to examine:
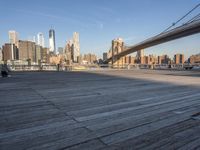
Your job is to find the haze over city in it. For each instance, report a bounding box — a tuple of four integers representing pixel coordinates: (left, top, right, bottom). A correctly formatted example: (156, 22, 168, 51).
(1, 0, 200, 58)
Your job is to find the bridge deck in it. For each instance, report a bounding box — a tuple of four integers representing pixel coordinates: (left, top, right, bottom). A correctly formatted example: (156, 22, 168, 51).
(0, 70, 200, 150)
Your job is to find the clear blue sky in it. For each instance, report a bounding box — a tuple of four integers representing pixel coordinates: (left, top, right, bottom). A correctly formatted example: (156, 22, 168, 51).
(1, 0, 200, 59)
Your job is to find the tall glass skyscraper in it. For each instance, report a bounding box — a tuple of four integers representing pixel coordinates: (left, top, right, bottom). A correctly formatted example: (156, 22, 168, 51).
(49, 29, 56, 54)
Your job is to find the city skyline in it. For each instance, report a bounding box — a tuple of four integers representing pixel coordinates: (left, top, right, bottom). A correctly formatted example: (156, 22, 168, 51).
(1, 0, 200, 58)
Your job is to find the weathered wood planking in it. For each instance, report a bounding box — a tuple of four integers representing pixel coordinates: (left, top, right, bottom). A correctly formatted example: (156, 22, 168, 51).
(0, 70, 200, 150)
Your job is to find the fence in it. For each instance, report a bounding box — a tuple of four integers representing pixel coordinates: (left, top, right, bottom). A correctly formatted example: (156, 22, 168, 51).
(9, 65, 58, 71)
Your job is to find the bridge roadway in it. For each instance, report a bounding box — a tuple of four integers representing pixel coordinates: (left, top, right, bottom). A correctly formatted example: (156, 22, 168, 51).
(106, 19, 200, 63)
(0, 70, 200, 150)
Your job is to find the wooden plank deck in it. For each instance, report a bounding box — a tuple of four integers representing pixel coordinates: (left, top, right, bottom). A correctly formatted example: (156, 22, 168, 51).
(0, 70, 200, 150)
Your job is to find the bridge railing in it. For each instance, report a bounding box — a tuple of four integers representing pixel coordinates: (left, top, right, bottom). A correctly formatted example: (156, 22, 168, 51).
(9, 65, 58, 71)
(7, 63, 200, 72)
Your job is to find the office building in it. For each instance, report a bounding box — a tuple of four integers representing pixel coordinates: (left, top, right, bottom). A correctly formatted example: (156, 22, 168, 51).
(136, 49, 144, 64)
(2, 43, 18, 62)
(49, 29, 56, 54)
(35, 45, 42, 64)
(158, 55, 171, 64)
(18, 40, 36, 63)
(8, 30, 19, 47)
(37, 32, 45, 47)
(174, 54, 184, 64)
(103, 52, 108, 61)
(41, 47, 49, 64)
(73, 32, 80, 62)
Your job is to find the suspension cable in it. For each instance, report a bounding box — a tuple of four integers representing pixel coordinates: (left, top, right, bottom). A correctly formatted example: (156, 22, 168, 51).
(186, 13, 200, 23)
(161, 3, 200, 33)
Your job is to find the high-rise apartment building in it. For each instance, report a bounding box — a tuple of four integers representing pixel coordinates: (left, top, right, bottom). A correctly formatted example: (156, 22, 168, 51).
(35, 45, 42, 64)
(8, 30, 19, 47)
(18, 40, 36, 63)
(37, 32, 45, 47)
(174, 54, 184, 64)
(73, 32, 80, 62)
(136, 49, 144, 64)
(103, 52, 108, 61)
(49, 29, 56, 54)
(2, 43, 18, 62)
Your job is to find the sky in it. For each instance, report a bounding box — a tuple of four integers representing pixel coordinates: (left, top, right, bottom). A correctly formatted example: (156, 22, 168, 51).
(0, 0, 200, 59)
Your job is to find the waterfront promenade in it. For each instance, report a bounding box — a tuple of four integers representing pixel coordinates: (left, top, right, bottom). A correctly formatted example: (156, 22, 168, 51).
(0, 70, 200, 150)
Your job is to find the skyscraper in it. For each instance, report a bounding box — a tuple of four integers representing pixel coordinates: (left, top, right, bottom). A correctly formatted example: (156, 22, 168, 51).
(49, 29, 56, 54)
(103, 52, 108, 61)
(2, 43, 18, 61)
(174, 54, 184, 64)
(8, 30, 19, 47)
(73, 32, 80, 62)
(37, 32, 45, 47)
(18, 40, 36, 63)
(58, 47, 64, 54)
(137, 49, 144, 64)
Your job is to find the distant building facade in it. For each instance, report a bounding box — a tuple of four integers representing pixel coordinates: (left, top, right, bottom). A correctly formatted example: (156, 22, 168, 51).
(37, 32, 45, 47)
(189, 54, 200, 64)
(83, 53, 97, 64)
(73, 32, 80, 62)
(147, 55, 158, 65)
(41, 47, 49, 64)
(174, 54, 184, 64)
(58, 47, 64, 54)
(8, 30, 19, 47)
(35, 45, 42, 64)
(158, 55, 171, 64)
(49, 29, 56, 54)
(136, 49, 144, 64)
(2, 43, 18, 62)
(103, 52, 108, 61)
(18, 40, 36, 63)
(125, 56, 136, 64)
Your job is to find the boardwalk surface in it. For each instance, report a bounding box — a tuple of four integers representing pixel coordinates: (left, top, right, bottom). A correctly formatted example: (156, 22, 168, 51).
(0, 70, 200, 150)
